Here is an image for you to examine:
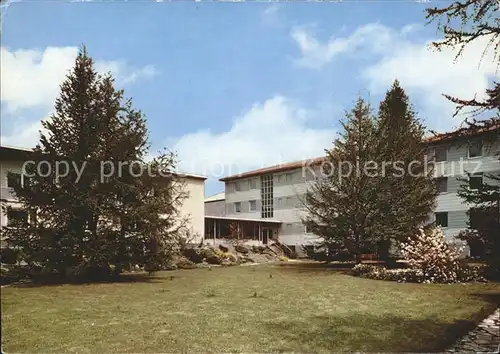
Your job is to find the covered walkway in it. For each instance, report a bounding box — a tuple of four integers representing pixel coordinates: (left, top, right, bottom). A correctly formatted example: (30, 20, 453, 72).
(204, 215, 281, 245)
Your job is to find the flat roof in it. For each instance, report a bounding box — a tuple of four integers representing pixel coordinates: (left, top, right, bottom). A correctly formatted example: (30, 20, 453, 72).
(205, 215, 282, 224)
(0, 144, 35, 153)
(219, 156, 325, 182)
(422, 122, 500, 144)
(172, 172, 207, 181)
(205, 192, 225, 202)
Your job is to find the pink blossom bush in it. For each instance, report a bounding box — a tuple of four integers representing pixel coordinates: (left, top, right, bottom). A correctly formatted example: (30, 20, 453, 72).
(400, 226, 462, 283)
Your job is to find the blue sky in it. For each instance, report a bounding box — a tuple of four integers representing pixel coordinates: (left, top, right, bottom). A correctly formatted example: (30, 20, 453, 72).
(1, 0, 497, 195)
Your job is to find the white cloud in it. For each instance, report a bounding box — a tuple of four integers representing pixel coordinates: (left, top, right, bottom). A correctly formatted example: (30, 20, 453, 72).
(291, 22, 498, 130)
(362, 33, 497, 130)
(291, 23, 398, 69)
(169, 96, 335, 178)
(1, 46, 159, 113)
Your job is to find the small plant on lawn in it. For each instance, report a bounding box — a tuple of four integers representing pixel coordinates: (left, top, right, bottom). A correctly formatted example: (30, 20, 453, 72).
(400, 226, 462, 283)
(203, 287, 217, 297)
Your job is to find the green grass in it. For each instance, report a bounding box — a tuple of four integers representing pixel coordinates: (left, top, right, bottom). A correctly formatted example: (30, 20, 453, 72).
(2, 263, 499, 353)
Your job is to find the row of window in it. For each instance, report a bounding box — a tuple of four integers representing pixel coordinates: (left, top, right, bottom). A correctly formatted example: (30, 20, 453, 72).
(232, 196, 299, 214)
(435, 174, 483, 194)
(433, 141, 483, 162)
(228, 171, 315, 193)
(233, 200, 257, 213)
(229, 178, 258, 192)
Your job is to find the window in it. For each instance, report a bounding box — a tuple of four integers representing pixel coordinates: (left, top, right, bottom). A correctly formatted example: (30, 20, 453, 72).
(235, 182, 241, 192)
(285, 173, 294, 183)
(6, 208, 28, 226)
(435, 212, 448, 228)
(249, 178, 257, 189)
(469, 174, 483, 190)
(277, 174, 284, 184)
(260, 174, 274, 218)
(235, 202, 241, 213)
(305, 225, 312, 234)
(7, 172, 22, 188)
(436, 177, 448, 193)
(249, 200, 257, 212)
(468, 141, 482, 158)
(434, 146, 447, 162)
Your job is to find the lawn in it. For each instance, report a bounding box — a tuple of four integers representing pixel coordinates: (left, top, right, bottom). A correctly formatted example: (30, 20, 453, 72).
(2, 262, 499, 353)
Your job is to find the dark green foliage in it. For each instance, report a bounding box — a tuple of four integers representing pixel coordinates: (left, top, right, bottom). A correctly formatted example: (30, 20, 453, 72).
(374, 80, 438, 256)
(1, 47, 186, 280)
(303, 97, 381, 260)
(303, 84, 437, 260)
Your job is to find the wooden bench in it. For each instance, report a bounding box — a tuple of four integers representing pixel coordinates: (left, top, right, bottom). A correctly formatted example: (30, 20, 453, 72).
(360, 253, 384, 264)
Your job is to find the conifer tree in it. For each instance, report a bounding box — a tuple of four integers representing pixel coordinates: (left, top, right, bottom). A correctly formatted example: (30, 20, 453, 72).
(303, 97, 380, 260)
(374, 80, 438, 258)
(2, 47, 186, 279)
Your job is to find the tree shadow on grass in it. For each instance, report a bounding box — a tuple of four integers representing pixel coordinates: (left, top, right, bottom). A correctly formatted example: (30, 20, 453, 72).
(471, 292, 500, 307)
(7, 272, 164, 288)
(263, 311, 489, 353)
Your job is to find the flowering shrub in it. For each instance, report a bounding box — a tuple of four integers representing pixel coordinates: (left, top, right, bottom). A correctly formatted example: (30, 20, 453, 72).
(351, 264, 378, 276)
(352, 264, 424, 283)
(400, 226, 463, 283)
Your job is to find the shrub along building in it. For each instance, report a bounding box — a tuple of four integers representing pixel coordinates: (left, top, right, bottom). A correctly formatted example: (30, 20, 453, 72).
(0, 145, 207, 245)
(205, 126, 499, 256)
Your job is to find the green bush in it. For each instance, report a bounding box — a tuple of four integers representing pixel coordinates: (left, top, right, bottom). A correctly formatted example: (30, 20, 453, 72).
(175, 258, 197, 269)
(0, 248, 19, 265)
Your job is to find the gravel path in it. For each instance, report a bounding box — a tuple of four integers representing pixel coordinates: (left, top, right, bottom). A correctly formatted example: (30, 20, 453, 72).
(446, 309, 499, 353)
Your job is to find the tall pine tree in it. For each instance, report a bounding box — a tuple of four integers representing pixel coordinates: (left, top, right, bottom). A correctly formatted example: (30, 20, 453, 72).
(303, 97, 381, 260)
(374, 80, 438, 258)
(2, 47, 186, 279)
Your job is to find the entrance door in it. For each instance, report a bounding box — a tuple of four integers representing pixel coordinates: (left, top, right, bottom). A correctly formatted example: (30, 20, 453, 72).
(262, 228, 272, 244)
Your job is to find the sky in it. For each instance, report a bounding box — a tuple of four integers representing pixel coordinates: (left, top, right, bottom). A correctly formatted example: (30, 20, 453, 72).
(1, 0, 498, 195)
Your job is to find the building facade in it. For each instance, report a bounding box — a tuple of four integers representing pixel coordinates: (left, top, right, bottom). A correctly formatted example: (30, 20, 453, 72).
(204, 192, 226, 217)
(425, 129, 500, 246)
(215, 128, 499, 255)
(219, 158, 324, 250)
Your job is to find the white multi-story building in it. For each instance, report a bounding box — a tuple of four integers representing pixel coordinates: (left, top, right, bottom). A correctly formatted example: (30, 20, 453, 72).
(206, 126, 499, 256)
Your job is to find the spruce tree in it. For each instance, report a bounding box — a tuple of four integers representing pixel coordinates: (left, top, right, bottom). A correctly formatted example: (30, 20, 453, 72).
(303, 97, 380, 260)
(374, 80, 438, 258)
(2, 47, 186, 279)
